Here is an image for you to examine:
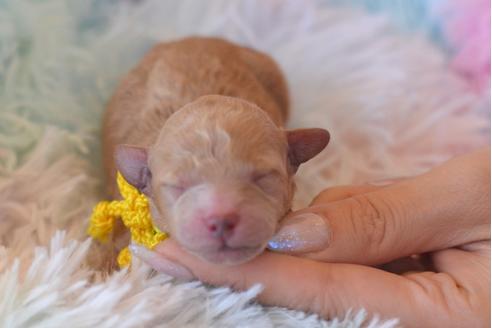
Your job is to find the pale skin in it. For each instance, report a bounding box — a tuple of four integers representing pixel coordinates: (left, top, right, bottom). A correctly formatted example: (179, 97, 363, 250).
(132, 148, 490, 327)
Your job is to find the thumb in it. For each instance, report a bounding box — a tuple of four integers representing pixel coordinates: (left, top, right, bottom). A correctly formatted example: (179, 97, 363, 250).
(267, 184, 385, 255)
(268, 193, 399, 265)
(269, 149, 489, 265)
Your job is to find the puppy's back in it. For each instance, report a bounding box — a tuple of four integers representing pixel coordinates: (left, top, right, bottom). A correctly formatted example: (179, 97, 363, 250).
(102, 37, 289, 194)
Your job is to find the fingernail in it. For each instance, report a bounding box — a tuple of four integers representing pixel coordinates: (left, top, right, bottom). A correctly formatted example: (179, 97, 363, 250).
(129, 244, 195, 281)
(268, 213, 330, 253)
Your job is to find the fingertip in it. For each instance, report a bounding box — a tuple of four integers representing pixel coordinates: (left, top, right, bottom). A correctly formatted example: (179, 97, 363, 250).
(130, 242, 195, 280)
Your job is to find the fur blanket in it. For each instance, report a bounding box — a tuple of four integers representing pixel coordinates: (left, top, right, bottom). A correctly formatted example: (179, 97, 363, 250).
(0, 0, 489, 327)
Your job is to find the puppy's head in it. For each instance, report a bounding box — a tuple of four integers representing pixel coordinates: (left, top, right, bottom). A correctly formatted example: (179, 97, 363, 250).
(116, 95, 329, 265)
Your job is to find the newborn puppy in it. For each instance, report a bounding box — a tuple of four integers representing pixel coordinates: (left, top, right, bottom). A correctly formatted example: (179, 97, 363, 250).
(103, 37, 329, 265)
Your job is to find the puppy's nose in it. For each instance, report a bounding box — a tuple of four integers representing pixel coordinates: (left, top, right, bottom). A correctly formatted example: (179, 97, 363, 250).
(203, 214, 239, 239)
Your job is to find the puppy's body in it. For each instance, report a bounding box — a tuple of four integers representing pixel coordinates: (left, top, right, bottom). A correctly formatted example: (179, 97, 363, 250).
(103, 37, 328, 264)
(104, 37, 288, 189)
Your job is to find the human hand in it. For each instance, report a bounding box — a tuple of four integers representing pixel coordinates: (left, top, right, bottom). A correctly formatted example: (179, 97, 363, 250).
(131, 148, 490, 327)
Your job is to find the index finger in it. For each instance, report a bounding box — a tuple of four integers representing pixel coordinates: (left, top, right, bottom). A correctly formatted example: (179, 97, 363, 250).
(146, 239, 472, 327)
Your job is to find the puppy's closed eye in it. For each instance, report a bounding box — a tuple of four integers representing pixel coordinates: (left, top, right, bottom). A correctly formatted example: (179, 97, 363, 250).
(251, 170, 281, 194)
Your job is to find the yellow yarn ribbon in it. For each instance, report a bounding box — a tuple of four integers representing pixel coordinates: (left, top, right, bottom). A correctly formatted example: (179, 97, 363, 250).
(87, 172, 167, 268)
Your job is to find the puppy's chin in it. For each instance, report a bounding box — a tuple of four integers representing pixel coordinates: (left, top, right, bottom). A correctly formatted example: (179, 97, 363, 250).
(185, 243, 266, 266)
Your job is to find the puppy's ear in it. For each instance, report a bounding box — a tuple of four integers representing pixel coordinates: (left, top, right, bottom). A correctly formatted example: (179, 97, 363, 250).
(286, 128, 330, 172)
(114, 144, 152, 196)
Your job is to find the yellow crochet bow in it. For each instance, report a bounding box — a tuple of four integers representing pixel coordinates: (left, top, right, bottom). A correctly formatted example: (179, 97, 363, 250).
(87, 172, 167, 268)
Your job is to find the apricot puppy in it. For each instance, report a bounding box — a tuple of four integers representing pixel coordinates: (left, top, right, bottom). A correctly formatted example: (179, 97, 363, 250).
(103, 37, 329, 265)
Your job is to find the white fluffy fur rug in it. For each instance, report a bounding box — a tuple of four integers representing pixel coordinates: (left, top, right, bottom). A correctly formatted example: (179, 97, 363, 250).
(0, 0, 489, 327)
